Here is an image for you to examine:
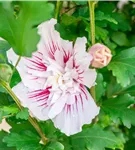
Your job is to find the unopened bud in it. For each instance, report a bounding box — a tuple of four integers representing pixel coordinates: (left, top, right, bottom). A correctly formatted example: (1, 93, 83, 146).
(88, 43, 112, 68)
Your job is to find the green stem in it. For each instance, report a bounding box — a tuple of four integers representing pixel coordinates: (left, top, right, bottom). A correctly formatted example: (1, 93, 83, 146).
(0, 79, 48, 145)
(88, 1, 97, 45)
(55, 0, 61, 19)
(9, 56, 21, 83)
(88, 1, 97, 100)
(55, 0, 63, 19)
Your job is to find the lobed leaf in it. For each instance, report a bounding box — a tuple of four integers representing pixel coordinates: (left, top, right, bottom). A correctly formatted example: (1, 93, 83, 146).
(108, 47, 135, 87)
(71, 125, 123, 150)
(0, 1, 54, 56)
(102, 94, 135, 128)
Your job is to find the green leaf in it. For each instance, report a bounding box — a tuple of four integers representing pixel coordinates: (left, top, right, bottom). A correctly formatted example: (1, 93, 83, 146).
(125, 127, 135, 150)
(107, 76, 135, 98)
(3, 130, 41, 150)
(111, 31, 129, 46)
(85, 25, 108, 41)
(0, 93, 10, 106)
(0, 104, 19, 122)
(0, 131, 15, 150)
(0, 1, 54, 56)
(45, 142, 64, 150)
(104, 37, 117, 50)
(0, 40, 10, 63)
(61, 14, 81, 26)
(71, 125, 123, 150)
(0, 105, 18, 115)
(0, 64, 12, 82)
(102, 94, 135, 128)
(40, 120, 58, 139)
(0, 85, 6, 93)
(0, 111, 4, 122)
(55, 23, 77, 41)
(108, 47, 135, 87)
(98, 2, 115, 15)
(72, 0, 88, 5)
(7, 120, 35, 133)
(10, 70, 21, 88)
(109, 12, 131, 31)
(95, 26, 108, 41)
(95, 73, 106, 102)
(16, 108, 29, 120)
(95, 11, 118, 24)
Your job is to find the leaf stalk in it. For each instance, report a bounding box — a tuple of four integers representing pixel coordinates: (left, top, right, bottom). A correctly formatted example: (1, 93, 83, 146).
(88, 1, 97, 100)
(55, 0, 61, 19)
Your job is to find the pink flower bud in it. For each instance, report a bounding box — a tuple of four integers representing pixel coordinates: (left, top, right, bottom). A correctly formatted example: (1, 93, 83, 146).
(88, 43, 112, 68)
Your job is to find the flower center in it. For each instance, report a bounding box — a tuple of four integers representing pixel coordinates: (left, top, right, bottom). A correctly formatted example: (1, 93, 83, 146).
(43, 58, 80, 93)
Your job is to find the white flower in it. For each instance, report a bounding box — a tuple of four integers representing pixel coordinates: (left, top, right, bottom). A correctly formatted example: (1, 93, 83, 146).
(7, 19, 100, 136)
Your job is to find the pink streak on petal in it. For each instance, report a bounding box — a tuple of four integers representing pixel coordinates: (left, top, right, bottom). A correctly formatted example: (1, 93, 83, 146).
(75, 95, 78, 112)
(80, 84, 88, 100)
(80, 94, 84, 110)
(66, 104, 71, 114)
(26, 58, 47, 71)
(28, 87, 51, 100)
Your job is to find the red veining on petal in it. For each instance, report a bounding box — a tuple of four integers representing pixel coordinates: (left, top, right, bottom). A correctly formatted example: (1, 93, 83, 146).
(63, 49, 71, 63)
(77, 70, 84, 75)
(26, 58, 47, 71)
(52, 41, 57, 52)
(32, 54, 42, 61)
(37, 51, 43, 55)
(28, 87, 51, 104)
(40, 102, 48, 107)
(26, 65, 46, 72)
(80, 84, 88, 100)
(66, 104, 71, 114)
(75, 95, 78, 112)
(80, 94, 84, 110)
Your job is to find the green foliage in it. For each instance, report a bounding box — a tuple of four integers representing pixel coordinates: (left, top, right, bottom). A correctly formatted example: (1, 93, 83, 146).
(95, 11, 118, 24)
(125, 127, 135, 150)
(95, 73, 106, 102)
(109, 12, 131, 31)
(0, 1, 54, 56)
(0, 105, 18, 122)
(0, 40, 10, 63)
(0, 64, 12, 82)
(3, 131, 41, 150)
(71, 125, 123, 150)
(10, 70, 21, 88)
(107, 76, 135, 98)
(108, 47, 135, 87)
(111, 31, 129, 46)
(0, 93, 10, 106)
(45, 142, 64, 150)
(102, 94, 135, 128)
(0, 131, 15, 150)
(16, 108, 29, 120)
(72, 0, 87, 5)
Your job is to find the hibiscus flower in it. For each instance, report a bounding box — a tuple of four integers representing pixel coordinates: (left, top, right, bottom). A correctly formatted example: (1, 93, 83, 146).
(7, 19, 100, 136)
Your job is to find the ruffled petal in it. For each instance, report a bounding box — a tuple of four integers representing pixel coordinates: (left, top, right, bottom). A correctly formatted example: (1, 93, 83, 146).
(78, 69, 97, 88)
(7, 49, 49, 90)
(12, 82, 51, 120)
(37, 19, 73, 65)
(48, 93, 68, 119)
(74, 37, 93, 69)
(52, 85, 100, 136)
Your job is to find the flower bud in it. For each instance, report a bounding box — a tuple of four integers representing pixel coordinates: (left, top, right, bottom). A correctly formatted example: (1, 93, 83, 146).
(88, 43, 112, 68)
